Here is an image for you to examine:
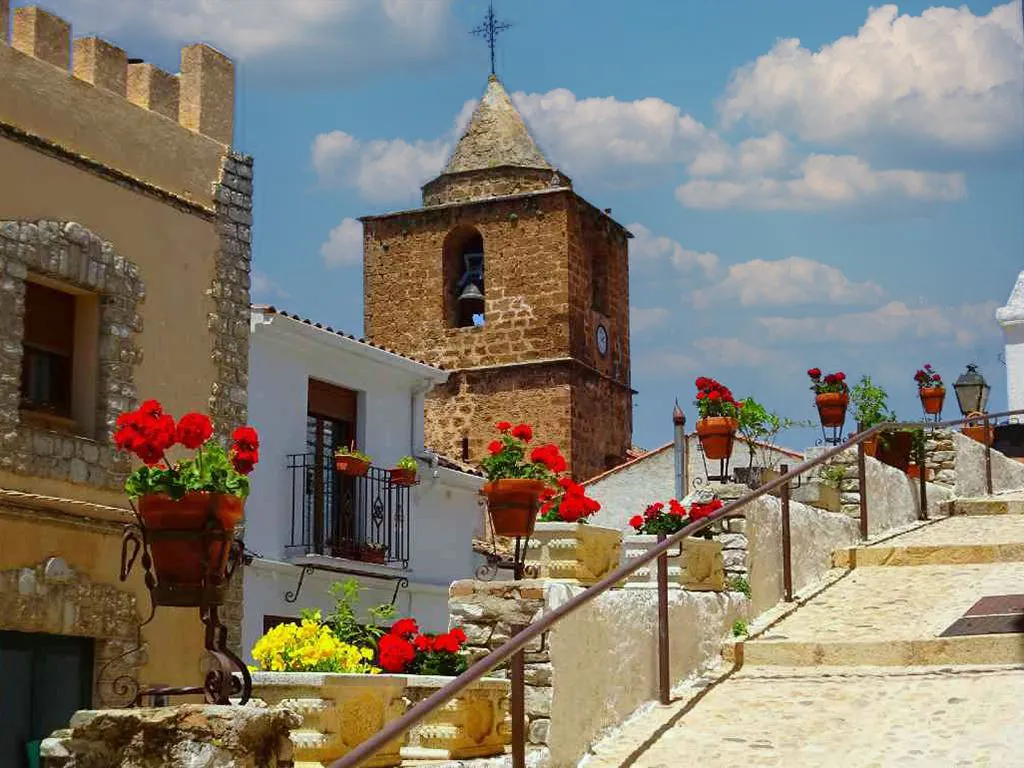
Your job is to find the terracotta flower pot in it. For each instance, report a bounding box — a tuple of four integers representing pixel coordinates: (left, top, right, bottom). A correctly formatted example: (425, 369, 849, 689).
(815, 392, 849, 428)
(390, 467, 417, 486)
(137, 492, 243, 603)
(483, 479, 547, 538)
(906, 464, 931, 480)
(919, 387, 945, 416)
(854, 432, 879, 458)
(335, 455, 370, 477)
(877, 430, 914, 472)
(695, 416, 738, 460)
(962, 424, 994, 446)
(360, 547, 387, 564)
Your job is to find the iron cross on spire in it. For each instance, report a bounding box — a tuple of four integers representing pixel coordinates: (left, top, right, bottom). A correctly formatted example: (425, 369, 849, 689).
(471, 1, 512, 75)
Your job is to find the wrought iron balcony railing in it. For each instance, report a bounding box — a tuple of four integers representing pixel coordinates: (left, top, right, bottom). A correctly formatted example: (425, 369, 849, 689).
(286, 453, 410, 568)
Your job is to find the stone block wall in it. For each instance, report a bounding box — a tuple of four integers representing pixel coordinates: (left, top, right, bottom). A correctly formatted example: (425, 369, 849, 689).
(422, 166, 572, 207)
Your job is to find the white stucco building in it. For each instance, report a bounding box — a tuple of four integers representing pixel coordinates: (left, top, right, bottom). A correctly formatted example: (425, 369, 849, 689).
(241, 306, 484, 659)
(997, 270, 1024, 420)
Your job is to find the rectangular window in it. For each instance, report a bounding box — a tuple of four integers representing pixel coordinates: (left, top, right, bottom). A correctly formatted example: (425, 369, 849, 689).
(20, 281, 75, 418)
(19, 277, 100, 436)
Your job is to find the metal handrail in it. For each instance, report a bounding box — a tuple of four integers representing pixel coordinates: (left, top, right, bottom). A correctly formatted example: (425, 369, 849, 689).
(332, 408, 1024, 768)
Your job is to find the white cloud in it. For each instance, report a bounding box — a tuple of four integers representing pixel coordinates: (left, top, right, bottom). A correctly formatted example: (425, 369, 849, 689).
(694, 256, 884, 309)
(311, 131, 451, 204)
(635, 349, 699, 377)
(36, 0, 459, 84)
(320, 218, 363, 268)
(693, 337, 775, 368)
(251, 271, 289, 299)
(677, 154, 966, 210)
(630, 307, 671, 333)
(719, 2, 1024, 153)
(759, 300, 1001, 345)
(628, 223, 719, 277)
(511, 90, 716, 185)
(688, 132, 794, 178)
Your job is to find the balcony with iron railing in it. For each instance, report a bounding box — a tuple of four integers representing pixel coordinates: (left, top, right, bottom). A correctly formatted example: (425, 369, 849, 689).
(285, 453, 411, 569)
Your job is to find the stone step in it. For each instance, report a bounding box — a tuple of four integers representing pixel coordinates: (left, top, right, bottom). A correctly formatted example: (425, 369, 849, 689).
(943, 494, 1024, 516)
(739, 633, 1024, 667)
(834, 542, 1024, 568)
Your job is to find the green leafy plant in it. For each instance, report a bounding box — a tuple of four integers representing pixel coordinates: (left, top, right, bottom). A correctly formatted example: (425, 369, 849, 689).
(819, 464, 847, 489)
(737, 398, 805, 472)
(732, 619, 749, 638)
(727, 575, 751, 598)
(312, 579, 396, 651)
(850, 376, 896, 430)
(909, 428, 927, 460)
(395, 456, 418, 471)
(334, 445, 372, 463)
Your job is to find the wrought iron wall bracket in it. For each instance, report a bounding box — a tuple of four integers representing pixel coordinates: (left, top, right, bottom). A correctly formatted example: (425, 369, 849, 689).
(283, 561, 410, 607)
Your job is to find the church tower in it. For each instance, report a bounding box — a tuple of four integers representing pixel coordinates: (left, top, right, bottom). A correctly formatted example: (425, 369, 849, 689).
(362, 75, 633, 480)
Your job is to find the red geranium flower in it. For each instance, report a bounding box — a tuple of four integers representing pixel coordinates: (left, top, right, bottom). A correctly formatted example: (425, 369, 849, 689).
(175, 412, 213, 450)
(231, 448, 258, 476)
(807, 368, 821, 378)
(488, 440, 503, 455)
(413, 634, 434, 652)
(511, 424, 533, 442)
(629, 514, 644, 529)
(378, 633, 415, 673)
(495, 421, 512, 433)
(391, 618, 419, 639)
(530, 444, 567, 474)
(449, 627, 467, 644)
(232, 425, 259, 451)
(433, 632, 463, 653)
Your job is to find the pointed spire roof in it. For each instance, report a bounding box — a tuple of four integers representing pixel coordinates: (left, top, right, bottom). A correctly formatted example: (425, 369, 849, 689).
(442, 75, 553, 175)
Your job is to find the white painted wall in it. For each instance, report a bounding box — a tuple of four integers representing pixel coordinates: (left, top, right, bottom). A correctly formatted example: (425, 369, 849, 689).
(953, 432, 1024, 497)
(997, 270, 1024, 418)
(242, 312, 484, 660)
(586, 436, 802, 531)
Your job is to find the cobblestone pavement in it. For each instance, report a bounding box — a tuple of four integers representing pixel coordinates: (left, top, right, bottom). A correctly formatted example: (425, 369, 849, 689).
(756, 563, 1021, 644)
(598, 665, 1024, 768)
(873, 515, 1024, 547)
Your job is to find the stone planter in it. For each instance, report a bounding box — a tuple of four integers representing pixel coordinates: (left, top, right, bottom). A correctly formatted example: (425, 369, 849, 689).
(251, 672, 407, 767)
(620, 535, 725, 591)
(401, 675, 511, 760)
(524, 522, 622, 585)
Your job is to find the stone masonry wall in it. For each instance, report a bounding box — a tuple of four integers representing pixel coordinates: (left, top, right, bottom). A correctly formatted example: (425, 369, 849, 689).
(423, 166, 572, 207)
(0, 220, 143, 490)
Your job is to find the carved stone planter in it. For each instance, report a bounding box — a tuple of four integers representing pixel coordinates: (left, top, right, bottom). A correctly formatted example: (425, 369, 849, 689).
(621, 535, 725, 591)
(401, 675, 511, 760)
(524, 522, 623, 585)
(251, 672, 407, 767)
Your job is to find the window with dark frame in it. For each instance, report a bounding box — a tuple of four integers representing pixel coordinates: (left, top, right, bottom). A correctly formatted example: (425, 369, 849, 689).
(591, 249, 609, 315)
(20, 281, 75, 418)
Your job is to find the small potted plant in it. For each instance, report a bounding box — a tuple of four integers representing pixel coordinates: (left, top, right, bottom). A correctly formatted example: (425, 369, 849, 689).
(334, 444, 372, 476)
(622, 498, 725, 590)
(734, 398, 805, 488)
(808, 368, 849, 428)
(390, 456, 418, 486)
(906, 428, 929, 479)
(480, 422, 562, 538)
(115, 401, 258, 601)
(914, 364, 945, 416)
(850, 375, 896, 457)
(360, 541, 388, 564)
(694, 377, 740, 460)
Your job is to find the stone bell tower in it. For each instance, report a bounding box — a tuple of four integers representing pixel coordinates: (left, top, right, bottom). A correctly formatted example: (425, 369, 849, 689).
(362, 75, 634, 480)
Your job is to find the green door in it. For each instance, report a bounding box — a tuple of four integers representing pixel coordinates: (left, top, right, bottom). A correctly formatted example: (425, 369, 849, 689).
(0, 630, 94, 768)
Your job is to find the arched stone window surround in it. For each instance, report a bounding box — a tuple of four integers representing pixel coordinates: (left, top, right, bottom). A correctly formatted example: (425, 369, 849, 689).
(442, 225, 486, 329)
(0, 556, 145, 708)
(0, 220, 145, 490)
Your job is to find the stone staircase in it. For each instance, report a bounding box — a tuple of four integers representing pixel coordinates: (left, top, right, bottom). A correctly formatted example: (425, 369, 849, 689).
(582, 491, 1024, 767)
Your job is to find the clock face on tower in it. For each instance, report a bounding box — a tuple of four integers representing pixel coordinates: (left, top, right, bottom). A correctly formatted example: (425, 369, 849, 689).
(596, 324, 608, 357)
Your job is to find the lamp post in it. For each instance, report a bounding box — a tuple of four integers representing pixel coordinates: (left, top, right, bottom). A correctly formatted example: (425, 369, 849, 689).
(953, 364, 991, 417)
(954, 364, 993, 447)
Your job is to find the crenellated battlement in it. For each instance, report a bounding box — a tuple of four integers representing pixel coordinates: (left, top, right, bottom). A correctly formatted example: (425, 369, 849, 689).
(3, 5, 234, 145)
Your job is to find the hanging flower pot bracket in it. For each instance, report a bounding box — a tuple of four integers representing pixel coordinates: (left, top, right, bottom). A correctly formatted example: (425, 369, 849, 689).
(116, 496, 251, 707)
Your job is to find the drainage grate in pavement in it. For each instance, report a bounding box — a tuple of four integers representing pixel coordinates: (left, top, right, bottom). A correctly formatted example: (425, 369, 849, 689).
(941, 594, 1024, 637)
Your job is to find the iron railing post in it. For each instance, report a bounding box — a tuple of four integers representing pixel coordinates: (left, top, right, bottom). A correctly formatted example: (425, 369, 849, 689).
(510, 623, 527, 768)
(918, 436, 928, 520)
(857, 441, 868, 540)
(985, 415, 994, 495)
(780, 479, 793, 602)
(656, 532, 670, 705)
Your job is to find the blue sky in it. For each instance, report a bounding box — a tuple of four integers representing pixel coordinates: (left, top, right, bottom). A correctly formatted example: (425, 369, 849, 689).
(25, 0, 1024, 451)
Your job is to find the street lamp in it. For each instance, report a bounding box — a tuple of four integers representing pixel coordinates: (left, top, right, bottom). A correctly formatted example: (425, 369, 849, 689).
(953, 364, 991, 417)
